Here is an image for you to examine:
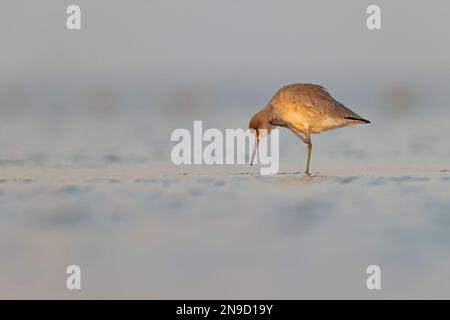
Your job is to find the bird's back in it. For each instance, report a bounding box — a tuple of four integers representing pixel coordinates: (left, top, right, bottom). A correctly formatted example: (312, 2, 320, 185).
(267, 83, 369, 133)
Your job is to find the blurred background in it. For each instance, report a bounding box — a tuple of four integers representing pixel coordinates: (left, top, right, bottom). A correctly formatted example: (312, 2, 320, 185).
(1, 1, 450, 299)
(1, 0, 449, 169)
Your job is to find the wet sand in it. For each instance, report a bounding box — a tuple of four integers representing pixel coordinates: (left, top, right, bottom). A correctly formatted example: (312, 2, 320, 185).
(1, 80, 450, 299)
(1, 163, 449, 299)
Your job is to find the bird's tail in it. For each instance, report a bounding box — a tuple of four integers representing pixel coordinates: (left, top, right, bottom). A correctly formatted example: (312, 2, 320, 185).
(345, 116, 371, 124)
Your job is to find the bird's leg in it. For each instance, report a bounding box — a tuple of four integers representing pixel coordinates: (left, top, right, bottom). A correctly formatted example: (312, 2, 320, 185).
(287, 125, 308, 143)
(288, 125, 312, 174)
(305, 131, 312, 175)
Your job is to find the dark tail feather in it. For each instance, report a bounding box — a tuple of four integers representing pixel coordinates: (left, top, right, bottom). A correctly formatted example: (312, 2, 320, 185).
(345, 116, 371, 124)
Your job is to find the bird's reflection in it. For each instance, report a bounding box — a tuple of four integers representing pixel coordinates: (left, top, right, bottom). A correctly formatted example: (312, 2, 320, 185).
(298, 173, 328, 183)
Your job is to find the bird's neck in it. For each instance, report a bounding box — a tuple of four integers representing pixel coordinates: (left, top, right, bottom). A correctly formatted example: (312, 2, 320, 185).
(255, 108, 273, 129)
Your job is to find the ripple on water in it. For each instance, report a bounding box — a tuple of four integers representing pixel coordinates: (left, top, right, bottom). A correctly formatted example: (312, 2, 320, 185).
(135, 178, 160, 183)
(14, 179, 34, 184)
(367, 177, 385, 186)
(366, 176, 430, 186)
(390, 176, 429, 183)
(55, 185, 90, 195)
(195, 177, 214, 184)
(86, 178, 122, 183)
(136, 178, 179, 187)
(335, 176, 358, 184)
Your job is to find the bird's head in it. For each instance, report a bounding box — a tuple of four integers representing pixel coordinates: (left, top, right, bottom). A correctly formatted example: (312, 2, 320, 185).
(249, 109, 272, 166)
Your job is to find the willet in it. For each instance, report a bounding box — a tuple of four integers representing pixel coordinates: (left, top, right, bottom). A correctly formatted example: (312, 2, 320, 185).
(249, 83, 370, 174)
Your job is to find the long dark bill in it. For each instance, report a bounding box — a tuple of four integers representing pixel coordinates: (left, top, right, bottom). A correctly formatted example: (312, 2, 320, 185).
(250, 134, 259, 166)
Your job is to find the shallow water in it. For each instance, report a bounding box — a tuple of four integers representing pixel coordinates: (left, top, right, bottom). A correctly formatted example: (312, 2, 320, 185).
(0, 164, 449, 298)
(1, 78, 450, 298)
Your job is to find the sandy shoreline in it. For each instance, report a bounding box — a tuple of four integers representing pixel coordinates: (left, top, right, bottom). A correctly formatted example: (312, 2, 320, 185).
(1, 163, 449, 182)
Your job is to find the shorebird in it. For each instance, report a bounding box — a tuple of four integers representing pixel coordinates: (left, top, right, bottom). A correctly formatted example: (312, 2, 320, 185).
(249, 83, 370, 174)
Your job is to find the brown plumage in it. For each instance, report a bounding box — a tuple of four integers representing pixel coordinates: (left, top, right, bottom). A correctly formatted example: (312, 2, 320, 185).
(249, 83, 370, 174)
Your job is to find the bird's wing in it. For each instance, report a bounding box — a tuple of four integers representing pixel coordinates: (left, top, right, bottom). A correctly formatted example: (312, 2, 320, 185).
(286, 84, 363, 120)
